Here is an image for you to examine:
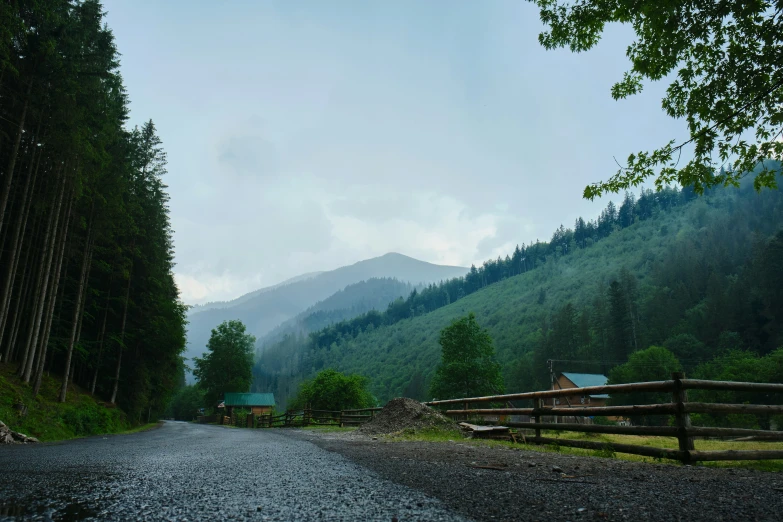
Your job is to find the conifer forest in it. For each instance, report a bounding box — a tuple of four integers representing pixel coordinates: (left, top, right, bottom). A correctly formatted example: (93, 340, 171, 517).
(0, 0, 186, 423)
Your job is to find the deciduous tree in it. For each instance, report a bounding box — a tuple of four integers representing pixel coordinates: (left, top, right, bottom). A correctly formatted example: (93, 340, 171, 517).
(429, 313, 504, 400)
(530, 0, 783, 198)
(193, 320, 255, 407)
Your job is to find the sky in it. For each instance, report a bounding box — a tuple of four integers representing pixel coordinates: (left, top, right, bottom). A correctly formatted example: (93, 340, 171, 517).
(102, 0, 685, 305)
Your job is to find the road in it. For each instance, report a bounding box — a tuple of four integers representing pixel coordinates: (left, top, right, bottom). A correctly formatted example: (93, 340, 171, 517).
(3, 422, 783, 521)
(0, 422, 465, 521)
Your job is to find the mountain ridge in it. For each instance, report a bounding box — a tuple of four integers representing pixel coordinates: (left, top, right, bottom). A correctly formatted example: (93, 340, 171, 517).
(252, 171, 783, 406)
(184, 252, 468, 377)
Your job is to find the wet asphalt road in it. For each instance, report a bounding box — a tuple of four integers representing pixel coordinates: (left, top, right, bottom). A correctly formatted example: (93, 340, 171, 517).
(0, 421, 466, 521)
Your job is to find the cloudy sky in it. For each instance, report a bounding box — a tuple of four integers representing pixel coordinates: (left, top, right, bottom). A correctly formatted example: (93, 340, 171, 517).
(103, 1, 683, 305)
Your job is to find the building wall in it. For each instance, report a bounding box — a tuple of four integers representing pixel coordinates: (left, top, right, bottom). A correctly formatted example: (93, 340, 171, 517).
(550, 374, 617, 421)
(227, 405, 273, 416)
(550, 374, 608, 407)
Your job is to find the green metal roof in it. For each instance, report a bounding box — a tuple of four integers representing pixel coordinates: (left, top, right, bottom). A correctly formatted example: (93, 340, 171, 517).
(561, 372, 609, 398)
(223, 393, 275, 407)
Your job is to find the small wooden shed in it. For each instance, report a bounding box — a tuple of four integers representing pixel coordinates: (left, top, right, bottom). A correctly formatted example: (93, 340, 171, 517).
(223, 393, 275, 416)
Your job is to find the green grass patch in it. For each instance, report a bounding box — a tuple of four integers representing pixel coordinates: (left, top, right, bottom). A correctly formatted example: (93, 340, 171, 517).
(117, 422, 161, 435)
(383, 427, 783, 472)
(0, 362, 130, 441)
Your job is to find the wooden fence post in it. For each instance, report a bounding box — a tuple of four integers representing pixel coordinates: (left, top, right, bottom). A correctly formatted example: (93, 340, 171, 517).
(672, 371, 695, 463)
(534, 398, 542, 439)
(339, 410, 343, 428)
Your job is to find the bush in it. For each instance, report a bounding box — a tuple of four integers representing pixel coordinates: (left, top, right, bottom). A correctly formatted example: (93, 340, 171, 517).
(289, 369, 374, 411)
(61, 401, 127, 437)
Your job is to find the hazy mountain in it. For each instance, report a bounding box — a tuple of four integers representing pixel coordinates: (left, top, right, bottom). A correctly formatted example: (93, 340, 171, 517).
(258, 277, 418, 348)
(184, 253, 467, 374)
(186, 271, 323, 316)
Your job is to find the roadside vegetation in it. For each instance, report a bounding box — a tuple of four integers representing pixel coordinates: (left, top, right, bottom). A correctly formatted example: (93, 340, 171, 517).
(289, 368, 374, 411)
(164, 385, 205, 421)
(1, 363, 127, 441)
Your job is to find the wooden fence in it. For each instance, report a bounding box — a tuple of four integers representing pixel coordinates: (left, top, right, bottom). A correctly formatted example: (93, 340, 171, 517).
(254, 407, 383, 429)
(426, 372, 783, 464)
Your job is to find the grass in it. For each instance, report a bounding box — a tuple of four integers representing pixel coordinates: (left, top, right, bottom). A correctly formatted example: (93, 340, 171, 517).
(118, 421, 162, 435)
(0, 362, 131, 442)
(382, 427, 783, 472)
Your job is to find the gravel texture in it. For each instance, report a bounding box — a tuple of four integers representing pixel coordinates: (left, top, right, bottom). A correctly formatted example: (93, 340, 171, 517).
(298, 429, 783, 522)
(0, 421, 465, 521)
(359, 398, 458, 436)
(3, 421, 782, 521)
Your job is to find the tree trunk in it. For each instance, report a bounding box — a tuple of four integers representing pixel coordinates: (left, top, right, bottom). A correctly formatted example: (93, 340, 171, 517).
(0, 116, 42, 350)
(0, 152, 39, 359)
(33, 188, 73, 396)
(110, 266, 132, 404)
(0, 79, 33, 239)
(90, 286, 112, 395)
(5, 234, 36, 363)
(19, 170, 61, 379)
(59, 222, 93, 402)
(22, 167, 66, 382)
(72, 242, 93, 363)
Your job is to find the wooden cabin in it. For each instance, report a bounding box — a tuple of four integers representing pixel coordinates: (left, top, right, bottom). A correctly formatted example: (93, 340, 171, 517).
(550, 372, 609, 407)
(223, 392, 275, 416)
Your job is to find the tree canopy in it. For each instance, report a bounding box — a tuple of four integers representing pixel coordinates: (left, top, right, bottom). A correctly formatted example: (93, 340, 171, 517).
(607, 345, 682, 424)
(165, 385, 205, 421)
(289, 368, 374, 411)
(193, 320, 255, 407)
(429, 313, 504, 400)
(530, 0, 783, 198)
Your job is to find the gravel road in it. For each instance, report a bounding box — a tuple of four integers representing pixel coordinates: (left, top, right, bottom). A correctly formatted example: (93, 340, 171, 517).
(301, 430, 783, 521)
(0, 421, 465, 521)
(2, 423, 782, 521)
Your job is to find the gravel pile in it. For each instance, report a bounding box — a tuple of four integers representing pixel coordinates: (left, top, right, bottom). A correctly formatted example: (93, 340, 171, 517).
(0, 420, 38, 444)
(359, 398, 458, 435)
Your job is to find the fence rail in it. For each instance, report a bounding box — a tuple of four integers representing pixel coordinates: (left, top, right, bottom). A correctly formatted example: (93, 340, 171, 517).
(251, 407, 382, 429)
(426, 372, 783, 464)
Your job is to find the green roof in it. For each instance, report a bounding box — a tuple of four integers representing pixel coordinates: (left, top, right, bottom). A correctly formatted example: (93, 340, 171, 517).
(561, 373, 609, 398)
(223, 393, 275, 407)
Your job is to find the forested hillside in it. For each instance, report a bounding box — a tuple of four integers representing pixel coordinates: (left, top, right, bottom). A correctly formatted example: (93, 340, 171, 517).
(258, 278, 415, 347)
(254, 170, 783, 406)
(0, 1, 186, 425)
(185, 252, 466, 371)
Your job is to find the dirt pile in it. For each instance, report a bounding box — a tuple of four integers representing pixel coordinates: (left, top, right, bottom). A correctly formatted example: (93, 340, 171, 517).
(0, 420, 38, 444)
(358, 398, 458, 435)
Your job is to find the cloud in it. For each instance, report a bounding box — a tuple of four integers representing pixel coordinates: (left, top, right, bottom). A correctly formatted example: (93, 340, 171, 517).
(324, 188, 528, 267)
(172, 178, 530, 304)
(216, 134, 278, 178)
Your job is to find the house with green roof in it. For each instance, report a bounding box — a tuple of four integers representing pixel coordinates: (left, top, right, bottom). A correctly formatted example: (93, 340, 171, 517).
(552, 372, 609, 407)
(222, 393, 275, 415)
